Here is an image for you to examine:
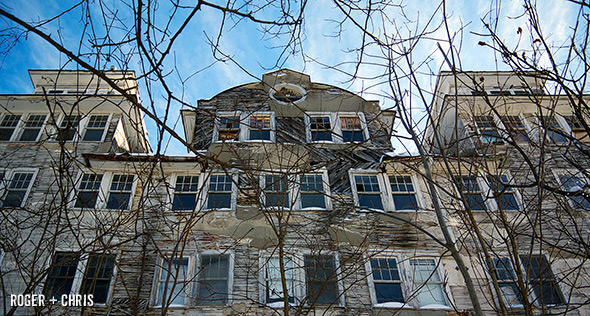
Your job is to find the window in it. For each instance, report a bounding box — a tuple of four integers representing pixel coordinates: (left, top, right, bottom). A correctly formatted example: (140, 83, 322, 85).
(155, 252, 232, 307)
(490, 255, 564, 307)
(264, 174, 290, 208)
(19, 114, 47, 141)
(0, 114, 21, 141)
(389, 175, 418, 211)
(155, 256, 190, 307)
(216, 115, 240, 141)
(106, 174, 134, 210)
(486, 175, 519, 211)
(80, 254, 116, 304)
(58, 115, 81, 141)
(542, 116, 568, 143)
(300, 174, 327, 209)
(309, 116, 333, 141)
(500, 116, 529, 143)
(172, 175, 199, 211)
(409, 258, 447, 307)
(474, 116, 502, 144)
(370, 258, 404, 304)
(491, 258, 522, 306)
(44, 252, 115, 304)
(74, 173, 103, 208)
(1, 171, 35, 208)
(82, 115, 109, 141)
(340, 116, 364, 142)
(305, 255, 339, 305)
(456, 176, 487, 211)
(354, 175, 384, 210)
(207, 174, 233, 209)
(521, 255, 563, 305)
(196, 254, 230, 305)
(248, 115, 272, 141)
(565, 115, 588, 140)
(556, 172, 590, 210)
(264, 256, 297, 304)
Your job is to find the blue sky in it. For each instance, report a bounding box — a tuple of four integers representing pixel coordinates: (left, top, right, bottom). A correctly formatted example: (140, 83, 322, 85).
(0, 0, 583, 154)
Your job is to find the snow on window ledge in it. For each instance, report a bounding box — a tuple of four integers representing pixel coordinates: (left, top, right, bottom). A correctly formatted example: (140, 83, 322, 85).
(420, 304, 451, 310)
(373, 302, 410, 309)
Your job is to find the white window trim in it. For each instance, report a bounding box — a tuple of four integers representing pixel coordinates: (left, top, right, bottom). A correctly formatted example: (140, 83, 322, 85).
(293, 169, 332, 211)
(42, 250, 117, 306)
(553, 169, 590, 210)
(305, 113, 337, 143)
(365, 251, 452, 310)
(0, 113, 50, 142)
(70, 171, 137, 210)
(534, 114, 571, 144)
(153, 250, 234, 307)
(481, 172, 524, 212)
(336, 112, 370, 143)
(384, 174, 424, 212)
(202, 171, 237, 211)
(260, 172, 296, 209)
(169, 173, 206, 212)
(0, 168, 38, 208)
(259, 250, 345, 307)
(55, 113, 112, 143)
(350, 170, 389, 212)
(454, 175, 494, 212)
(14, 113, 50, 142)
(80, 114, 112, 142)
(212, 111, 242, 143)
(487, 253, 566, 308)
(244, 111, 275, 142)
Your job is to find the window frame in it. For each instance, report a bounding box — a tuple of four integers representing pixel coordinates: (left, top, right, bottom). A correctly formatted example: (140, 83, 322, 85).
(483, 173, 523, 211)
(259, 250, 344, 307)
(0, 168, 38, 208)
(153, 251, 234, 308)
(488, 254, 565, 308)
(538, 115, 570, 144)
(305, 113, 337, 143)
(295, 170, 332, 210)
(70, 171, 137, 211)
(245, 112, 275, 142)
(365, 252, 451, 309)
(455, 175, 490, 211)
(261, 172, 294, 209)
(42, 250, 117, 306)
(170, 174, 203, 212)
(204, 172, 237, 211)
(500, 115, 531, 143)
(385, 174, 423, 212)
(473, 115, 504, 144)
(0, 113, 50, 142)
(337, 113, 369, 143)
(350, 171, 388, 211)
(553, 170, 590, 211)
(55, 113, 112, 143)
(212, 111, 242, 143)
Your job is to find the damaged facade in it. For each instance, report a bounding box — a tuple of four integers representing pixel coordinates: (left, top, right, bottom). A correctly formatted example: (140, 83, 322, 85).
(0, 69, 589, 316)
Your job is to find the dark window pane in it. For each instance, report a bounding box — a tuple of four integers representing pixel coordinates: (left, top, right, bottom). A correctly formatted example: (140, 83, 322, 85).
(302, 193, 325, 208)
(44, 252, 79, 297)
(359, 194, 383, 210)
(312, 131, 332, 141)
(75, 191, 99, 208)
(521, 255, 563, 306)
(250, 130, 271, 140)
(466, 193, 486, 210)
(393, 194, 418, 211)
(80, 254, 115, 304)
(375, 283, 404, 303)
(2, 190, 25, 207)
(305, 255, 338, 305)
(82, 129, 104, 141)
(106, 193, 131, 210)
(19, 129, 40, 141)
(207, 192, 231, 209)
(266, 193, 289, 207)
(342, 131, 364, 142)
(198, 255, 229, 305)
(172, 193, 197, 210)
(498, 193, 518, 210)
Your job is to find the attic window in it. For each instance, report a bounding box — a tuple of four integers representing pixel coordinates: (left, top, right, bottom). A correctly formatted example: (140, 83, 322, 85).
(270, 84, 306, 104)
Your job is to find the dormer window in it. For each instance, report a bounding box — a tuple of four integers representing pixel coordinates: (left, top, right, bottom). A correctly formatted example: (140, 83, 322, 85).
(340, 116, 364, 142)
(309, 116, 333, 141)
(248, 114, 272, 141)
(217, 115, 240, 141)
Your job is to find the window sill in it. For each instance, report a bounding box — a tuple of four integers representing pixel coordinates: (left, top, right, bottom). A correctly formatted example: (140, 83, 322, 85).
(373, 302, 410, 309)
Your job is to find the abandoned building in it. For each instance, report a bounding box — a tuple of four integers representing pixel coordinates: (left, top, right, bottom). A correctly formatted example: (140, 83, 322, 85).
(0, 68, 589, 316)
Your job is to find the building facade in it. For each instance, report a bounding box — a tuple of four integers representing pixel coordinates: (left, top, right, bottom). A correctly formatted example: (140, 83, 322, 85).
(0, 69, 589, 316)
